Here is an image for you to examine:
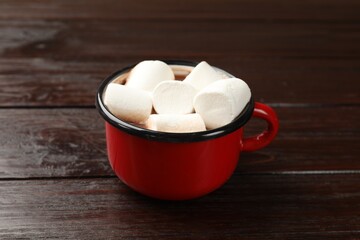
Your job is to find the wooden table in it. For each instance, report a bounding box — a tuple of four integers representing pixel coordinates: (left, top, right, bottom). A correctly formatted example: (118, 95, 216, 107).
(1, 0, 359, 239)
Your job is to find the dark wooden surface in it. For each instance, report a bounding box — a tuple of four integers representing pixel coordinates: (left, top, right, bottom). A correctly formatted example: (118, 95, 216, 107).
(0, 0, 359, 239)
(1, 175, 360, 239)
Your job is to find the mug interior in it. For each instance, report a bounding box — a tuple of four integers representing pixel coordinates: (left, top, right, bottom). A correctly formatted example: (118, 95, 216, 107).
(96, 60, 254, 143)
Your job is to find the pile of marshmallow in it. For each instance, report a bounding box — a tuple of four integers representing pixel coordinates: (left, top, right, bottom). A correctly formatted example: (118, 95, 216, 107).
(104, 60, 251, 133)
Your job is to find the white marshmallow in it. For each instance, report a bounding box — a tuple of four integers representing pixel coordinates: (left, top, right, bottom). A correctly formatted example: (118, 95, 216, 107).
(146, 114, 206, 133)
(104, 83, 152, 123)
(152, 81, 197, 114)
(193, 78, 251, 130)
(126, 60, 175, 91)
(183, 61, 223, 91)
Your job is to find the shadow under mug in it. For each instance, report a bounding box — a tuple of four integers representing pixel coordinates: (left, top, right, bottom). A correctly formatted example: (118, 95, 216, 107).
(96, 60, 279, 200)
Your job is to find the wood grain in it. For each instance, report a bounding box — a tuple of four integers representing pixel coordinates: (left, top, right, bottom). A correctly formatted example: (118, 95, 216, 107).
(0, 57, 359, 106)
(0, 17, 359, 106)
(0, 107, 358, 178)
(2, 20, 359, 59)
(0, 0, 359, 238)
(0, 109, 111, 178)
(0, 0, 359, 21)
(0, 175, 359, 239)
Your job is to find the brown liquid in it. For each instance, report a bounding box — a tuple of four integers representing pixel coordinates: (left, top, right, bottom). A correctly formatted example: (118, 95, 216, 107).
(174, 73, 187, 81)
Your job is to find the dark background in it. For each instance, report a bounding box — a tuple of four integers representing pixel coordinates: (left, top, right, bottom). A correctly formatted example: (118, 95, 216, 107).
(0, 0, 359, 239)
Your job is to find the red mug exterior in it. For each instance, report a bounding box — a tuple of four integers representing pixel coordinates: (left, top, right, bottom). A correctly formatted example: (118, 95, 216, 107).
(96, 60, 279, 200)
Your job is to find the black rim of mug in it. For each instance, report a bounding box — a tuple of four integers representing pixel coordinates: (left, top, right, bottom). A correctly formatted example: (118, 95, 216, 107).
(95, 60, 255, 143)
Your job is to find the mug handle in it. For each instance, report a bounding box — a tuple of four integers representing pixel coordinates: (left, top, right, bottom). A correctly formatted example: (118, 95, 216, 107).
(241, 102, 279, 152)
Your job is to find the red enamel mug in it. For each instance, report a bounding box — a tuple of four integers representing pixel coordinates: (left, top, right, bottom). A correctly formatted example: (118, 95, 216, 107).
(96, 60, 279, 200)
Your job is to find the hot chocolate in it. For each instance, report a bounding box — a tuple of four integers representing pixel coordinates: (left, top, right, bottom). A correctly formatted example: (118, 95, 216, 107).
(103, 60, 250, 133)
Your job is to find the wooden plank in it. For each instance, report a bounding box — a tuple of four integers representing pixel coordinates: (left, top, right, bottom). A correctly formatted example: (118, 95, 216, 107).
(244, 106, 360, 138)
(240, 106, 360, 173)
(0, 107, 358, 178)
(238, 138, 360, 173)
(0, 175, 359, 239)
(0, 57, 359, 106)
(0, 108, 111, 178)
(0, 0, 359, 21)
(2, 20, 359, 59)
(0, 17, 359, 106)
